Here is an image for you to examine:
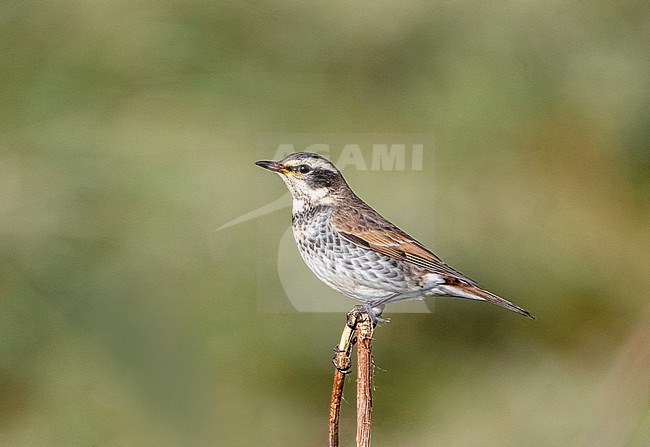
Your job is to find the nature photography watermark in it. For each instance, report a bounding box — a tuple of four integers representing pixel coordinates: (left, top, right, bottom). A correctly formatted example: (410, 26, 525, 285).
(219, 134, 436, 313)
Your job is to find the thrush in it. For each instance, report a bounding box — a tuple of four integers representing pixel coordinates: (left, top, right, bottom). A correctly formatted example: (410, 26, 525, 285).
(255, 152, 534, 321)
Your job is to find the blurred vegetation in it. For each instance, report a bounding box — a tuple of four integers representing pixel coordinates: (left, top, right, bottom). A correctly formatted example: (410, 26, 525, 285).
(1, 1, 649, 446)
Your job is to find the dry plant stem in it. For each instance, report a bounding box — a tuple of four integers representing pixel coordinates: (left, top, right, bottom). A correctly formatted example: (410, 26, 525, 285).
(329, 311, 359, 447)
(328, 369, 345, 447)
(355, 310, 374, 447)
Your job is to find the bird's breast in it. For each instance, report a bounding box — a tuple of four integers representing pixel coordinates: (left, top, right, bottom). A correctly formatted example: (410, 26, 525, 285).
(290, 205, 418, 299)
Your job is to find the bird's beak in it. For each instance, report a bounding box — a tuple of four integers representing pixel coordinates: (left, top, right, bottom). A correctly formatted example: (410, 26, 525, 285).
(255, 160, 287, 173)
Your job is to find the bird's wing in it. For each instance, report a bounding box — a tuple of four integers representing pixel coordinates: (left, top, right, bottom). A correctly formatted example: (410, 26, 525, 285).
(331, 203, 477, 283)
(331, 202, 535, 319)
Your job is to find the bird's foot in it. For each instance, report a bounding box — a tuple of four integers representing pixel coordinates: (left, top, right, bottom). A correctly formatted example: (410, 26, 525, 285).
(363, 303, 390, 324)
(346, 303, 389, 328)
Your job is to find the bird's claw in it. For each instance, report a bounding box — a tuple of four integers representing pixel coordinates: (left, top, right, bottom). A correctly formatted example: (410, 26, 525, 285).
(362, 303, 389, 325)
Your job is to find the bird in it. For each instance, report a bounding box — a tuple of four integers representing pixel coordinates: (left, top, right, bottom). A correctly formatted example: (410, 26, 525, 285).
(255, 152, 534, 321)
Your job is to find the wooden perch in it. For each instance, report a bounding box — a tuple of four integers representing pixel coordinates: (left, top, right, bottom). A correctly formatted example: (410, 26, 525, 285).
(355, 310, 374, 446)
(329, 306, 376, 447)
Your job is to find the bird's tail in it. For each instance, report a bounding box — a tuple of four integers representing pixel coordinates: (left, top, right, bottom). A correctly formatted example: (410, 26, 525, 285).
(437, 283, 535, 319)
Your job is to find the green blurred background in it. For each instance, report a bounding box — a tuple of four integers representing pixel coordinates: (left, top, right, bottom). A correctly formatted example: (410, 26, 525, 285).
(2, 1, 649, 446)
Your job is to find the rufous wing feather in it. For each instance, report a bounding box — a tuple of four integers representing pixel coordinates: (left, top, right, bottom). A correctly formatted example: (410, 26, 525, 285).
(333, 203, 535, 319)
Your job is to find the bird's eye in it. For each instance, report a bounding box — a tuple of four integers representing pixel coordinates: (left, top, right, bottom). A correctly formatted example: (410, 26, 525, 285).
(298, 164, 311, 174)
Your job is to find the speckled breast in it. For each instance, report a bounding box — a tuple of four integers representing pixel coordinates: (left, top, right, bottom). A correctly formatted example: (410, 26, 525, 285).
(291, 205, 414, 301)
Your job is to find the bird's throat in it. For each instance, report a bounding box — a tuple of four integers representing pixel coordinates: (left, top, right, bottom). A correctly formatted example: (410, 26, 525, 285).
(291, 187, 332, 214)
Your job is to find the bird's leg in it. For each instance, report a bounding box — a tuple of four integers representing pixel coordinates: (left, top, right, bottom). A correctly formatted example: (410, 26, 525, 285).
(361, 293, 402, 323)
(362, 302, 390, 324)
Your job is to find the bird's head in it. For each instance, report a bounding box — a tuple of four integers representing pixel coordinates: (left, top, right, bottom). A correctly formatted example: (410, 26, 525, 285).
(255, 152, 349, 206)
